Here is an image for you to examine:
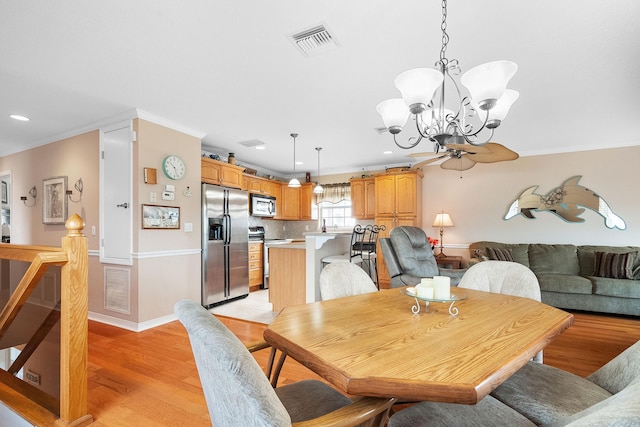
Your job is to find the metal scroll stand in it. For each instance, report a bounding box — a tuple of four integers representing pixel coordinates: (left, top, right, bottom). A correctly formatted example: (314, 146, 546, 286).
(410, 298, 460, 316)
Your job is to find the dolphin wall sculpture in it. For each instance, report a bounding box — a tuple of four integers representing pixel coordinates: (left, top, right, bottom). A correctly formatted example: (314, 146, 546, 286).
(504, 176, 626, 230)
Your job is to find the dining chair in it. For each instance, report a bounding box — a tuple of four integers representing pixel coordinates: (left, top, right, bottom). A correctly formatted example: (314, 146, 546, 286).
(321, 224, 367, 267)
(458, 260, 543, 362)
(174, 299, 395, 427)
(319, 262, 378, 301)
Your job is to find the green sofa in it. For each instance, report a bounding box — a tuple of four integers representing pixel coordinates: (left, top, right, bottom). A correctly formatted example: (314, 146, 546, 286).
(469, 242, 640, 316)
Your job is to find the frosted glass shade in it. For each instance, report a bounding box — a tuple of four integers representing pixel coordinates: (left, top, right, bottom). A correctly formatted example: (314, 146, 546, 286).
(288, 178, 301, 188)
(477, 89, 520, 123)
(394, 68, 444, 113)
(313, 184, 324, 194)
(461, 61, 517, 108)
(376, 98, 410, 133)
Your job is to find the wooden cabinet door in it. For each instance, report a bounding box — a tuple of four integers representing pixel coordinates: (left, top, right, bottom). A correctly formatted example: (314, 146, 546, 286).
(220, 164, 243, 189)
(280, 185, 300, 219)
(374, 175, 397, 216)
(299, 183, 314, 220)
(351, 179, 366, 218)
(364, 179, 376, 219)
(395, 173, 418, 217)
(201, 158, 221, 184)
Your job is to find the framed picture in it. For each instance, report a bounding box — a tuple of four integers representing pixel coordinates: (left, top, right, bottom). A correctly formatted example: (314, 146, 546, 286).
(142, 204, 180, 229)
(1, 181, 6, 204)
(43, 176, 68, 225)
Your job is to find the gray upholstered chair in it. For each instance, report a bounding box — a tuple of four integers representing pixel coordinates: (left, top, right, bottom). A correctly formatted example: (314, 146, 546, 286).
(319, 262, 378, 301)
(175, 299, 395, 427)
(458, 260, 544, 362)
(380, 226, 465, 288)
(389, 340, 640, 427)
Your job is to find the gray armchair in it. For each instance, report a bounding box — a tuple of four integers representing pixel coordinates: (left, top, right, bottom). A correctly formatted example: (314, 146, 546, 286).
(380, 226, 465, 288)
(174, 299, 395, 427)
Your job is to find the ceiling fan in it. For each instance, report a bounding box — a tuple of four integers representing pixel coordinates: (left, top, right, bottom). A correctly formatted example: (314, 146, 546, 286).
(409, 141, 519, 171)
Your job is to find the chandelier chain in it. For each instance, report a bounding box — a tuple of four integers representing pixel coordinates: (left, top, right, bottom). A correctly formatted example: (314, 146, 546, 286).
(439, 0, 449, 67)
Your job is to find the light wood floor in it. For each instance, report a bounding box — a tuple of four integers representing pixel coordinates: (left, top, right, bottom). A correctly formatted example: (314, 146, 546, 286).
(86, 310, 640, 426)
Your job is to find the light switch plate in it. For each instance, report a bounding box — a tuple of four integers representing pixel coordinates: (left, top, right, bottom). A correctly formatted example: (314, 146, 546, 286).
(165, 184, 175, 192)
(161, 191, 175, 201)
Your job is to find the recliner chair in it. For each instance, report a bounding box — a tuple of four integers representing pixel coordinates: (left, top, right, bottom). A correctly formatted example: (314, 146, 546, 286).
(380, 226, 465, 288)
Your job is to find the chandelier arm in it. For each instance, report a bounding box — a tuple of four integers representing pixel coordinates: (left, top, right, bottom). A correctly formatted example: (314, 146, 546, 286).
(393, 133, 423, 150)
(463, 127, 495, 146)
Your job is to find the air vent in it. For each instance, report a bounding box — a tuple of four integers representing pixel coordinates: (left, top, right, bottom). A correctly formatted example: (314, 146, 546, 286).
(289, 24, 340, 57)
(238, 139, 266, 148)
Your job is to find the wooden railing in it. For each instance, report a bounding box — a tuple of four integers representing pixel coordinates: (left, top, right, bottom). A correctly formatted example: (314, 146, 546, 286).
(0, 214, 93, 427)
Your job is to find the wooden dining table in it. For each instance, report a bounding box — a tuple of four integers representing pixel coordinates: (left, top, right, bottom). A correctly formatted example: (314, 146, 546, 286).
(263, 287, 574, 404)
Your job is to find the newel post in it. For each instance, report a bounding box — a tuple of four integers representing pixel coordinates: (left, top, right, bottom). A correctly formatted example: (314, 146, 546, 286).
(56, 214, 93, 427)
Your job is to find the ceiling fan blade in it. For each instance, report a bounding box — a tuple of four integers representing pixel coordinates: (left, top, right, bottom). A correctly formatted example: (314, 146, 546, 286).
(411, 154, 448, 169)
(440, 155, 477, 171)
(468, 142, 519, 163)
(408, 152, 438, 158)
(445, 143, 492, 155)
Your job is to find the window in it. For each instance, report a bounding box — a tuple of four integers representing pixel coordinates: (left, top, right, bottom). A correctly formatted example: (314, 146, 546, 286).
(314, 200, 356, 229)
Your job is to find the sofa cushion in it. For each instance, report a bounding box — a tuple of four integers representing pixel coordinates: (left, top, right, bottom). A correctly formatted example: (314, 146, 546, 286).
(469, 241, 530, 267)
(491, 361, 612, 426)
(528, 244, 579, 275)
(486, 247, 514, 262)
(593, 251, 635, 279)
(588, 276, 640, 299)
(536, 273, 593, 294)
(578, 245, 640, 278)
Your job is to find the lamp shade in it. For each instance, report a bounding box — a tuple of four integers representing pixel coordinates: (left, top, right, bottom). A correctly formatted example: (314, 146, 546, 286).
(313, 184, 324, 194)
(460, 60, 517, 108)
(394, 68, 444, 113)
(288, 178, 301, 188)
(376, 98, 410, 132)
(432, 212, 454, 227)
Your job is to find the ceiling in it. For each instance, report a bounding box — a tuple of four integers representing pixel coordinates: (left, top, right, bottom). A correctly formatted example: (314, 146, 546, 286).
(2, 0, 640, 177)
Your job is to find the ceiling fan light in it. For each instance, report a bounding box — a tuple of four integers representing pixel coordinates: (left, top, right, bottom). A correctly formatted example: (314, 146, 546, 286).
(477, 89, 519, 126)
(376, 98, 410, 131)
(461, 61, 517, 108)
(394, 68, 444, 114)
(288, 178, 301, 188)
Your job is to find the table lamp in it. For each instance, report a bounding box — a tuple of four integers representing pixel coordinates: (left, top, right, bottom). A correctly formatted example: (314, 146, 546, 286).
(432, 211, 454, 257)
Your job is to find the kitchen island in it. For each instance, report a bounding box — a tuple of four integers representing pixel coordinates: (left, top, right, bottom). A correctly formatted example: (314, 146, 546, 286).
(268, 232, 351, 312)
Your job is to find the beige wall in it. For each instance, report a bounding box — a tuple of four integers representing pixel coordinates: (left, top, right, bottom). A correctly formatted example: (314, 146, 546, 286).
(421, 146, 640, 261)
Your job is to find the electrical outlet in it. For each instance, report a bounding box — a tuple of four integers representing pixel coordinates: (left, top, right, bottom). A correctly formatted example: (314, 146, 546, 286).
(25, 370, 41, 386)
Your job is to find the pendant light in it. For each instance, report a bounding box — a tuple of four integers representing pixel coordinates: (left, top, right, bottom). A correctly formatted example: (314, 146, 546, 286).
(313, 147, 324, 194)
(288, 133, 301, 188)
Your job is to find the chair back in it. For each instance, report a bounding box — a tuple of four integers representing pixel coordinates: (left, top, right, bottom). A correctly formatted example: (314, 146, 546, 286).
(320, 262, 378, 300)
(174, 300, 291, 427)
(458, 260, 541, 301)
(349, 225, 368, 261)
(588, 339, 640, 394)
(389, 226, 440, 278)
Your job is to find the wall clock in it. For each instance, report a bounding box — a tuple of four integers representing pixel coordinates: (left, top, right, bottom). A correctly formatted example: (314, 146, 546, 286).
(161, 155, 186, 180)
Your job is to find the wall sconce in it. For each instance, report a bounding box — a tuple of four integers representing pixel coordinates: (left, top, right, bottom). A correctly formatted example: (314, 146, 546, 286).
(21, 186, 37, 207)
(66, 178, 83, 203)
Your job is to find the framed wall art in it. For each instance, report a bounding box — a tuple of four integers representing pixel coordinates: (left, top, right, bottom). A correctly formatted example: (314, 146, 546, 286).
(142, 204, 180, 229)
(43, 176, 67, 224)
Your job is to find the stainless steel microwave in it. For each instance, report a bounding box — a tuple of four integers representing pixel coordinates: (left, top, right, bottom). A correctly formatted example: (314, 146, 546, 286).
(250, 194, 276, 217)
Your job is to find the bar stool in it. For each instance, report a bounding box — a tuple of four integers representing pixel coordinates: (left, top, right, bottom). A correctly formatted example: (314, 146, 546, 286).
(321, 224, 366, 268)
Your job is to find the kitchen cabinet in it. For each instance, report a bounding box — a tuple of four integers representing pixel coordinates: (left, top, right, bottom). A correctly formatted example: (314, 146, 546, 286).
(248, 241, 264, 291)
(278, 182, 314, 220)
(350, 177, 375, 219)
(243, 174, 277, 196)
(374, 170, 423, 289)
(201, 158, 244, 189)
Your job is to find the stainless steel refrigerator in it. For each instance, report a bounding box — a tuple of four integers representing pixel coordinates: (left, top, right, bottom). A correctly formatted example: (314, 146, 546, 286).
(202, 183, 249, 308)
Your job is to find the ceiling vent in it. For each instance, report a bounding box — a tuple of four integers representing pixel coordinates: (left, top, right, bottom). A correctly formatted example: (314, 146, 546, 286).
(238, 139, 266, 148)
(288, 23, 340, 57)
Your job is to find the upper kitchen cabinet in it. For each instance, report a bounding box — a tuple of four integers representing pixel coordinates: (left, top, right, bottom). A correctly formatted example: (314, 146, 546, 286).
(201, 157, 244, 189)
(350, 177, 375, 220)
(243, 174, 278, 197)
(278, 182, 314, 220)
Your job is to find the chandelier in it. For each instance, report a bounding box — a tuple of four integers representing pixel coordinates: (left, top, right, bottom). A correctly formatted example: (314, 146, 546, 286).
(376, 0, 519, 151)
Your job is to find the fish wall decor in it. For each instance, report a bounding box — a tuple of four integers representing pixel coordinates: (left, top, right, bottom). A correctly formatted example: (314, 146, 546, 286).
(504, 176, 626, 230)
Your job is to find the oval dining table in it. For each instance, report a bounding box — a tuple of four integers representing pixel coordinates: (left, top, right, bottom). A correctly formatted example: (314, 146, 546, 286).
(263, 287, 574, 404)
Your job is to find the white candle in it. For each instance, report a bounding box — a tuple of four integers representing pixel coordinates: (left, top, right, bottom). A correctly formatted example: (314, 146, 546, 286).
(417, 278, 435, 298)
(433, 276, 451, 300)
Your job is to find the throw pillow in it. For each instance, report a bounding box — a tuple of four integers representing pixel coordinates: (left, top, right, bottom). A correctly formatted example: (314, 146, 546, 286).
(593, 251, 635, 279)
(471, 248, 488, 261)
(486, 247, 514, 262)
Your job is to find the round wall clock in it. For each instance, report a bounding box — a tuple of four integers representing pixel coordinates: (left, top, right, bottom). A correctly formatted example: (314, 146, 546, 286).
(161, 155, 186, 180)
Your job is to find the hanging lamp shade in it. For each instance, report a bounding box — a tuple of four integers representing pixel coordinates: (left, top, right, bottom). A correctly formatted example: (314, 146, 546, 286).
(288, 178, 301, 188)
(460, 60, 517, 110)
(476, 89, 519, 128)
(288, 133, 301, 188)
(376, 98, 410, 134)
(394, 68, 444, 114)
